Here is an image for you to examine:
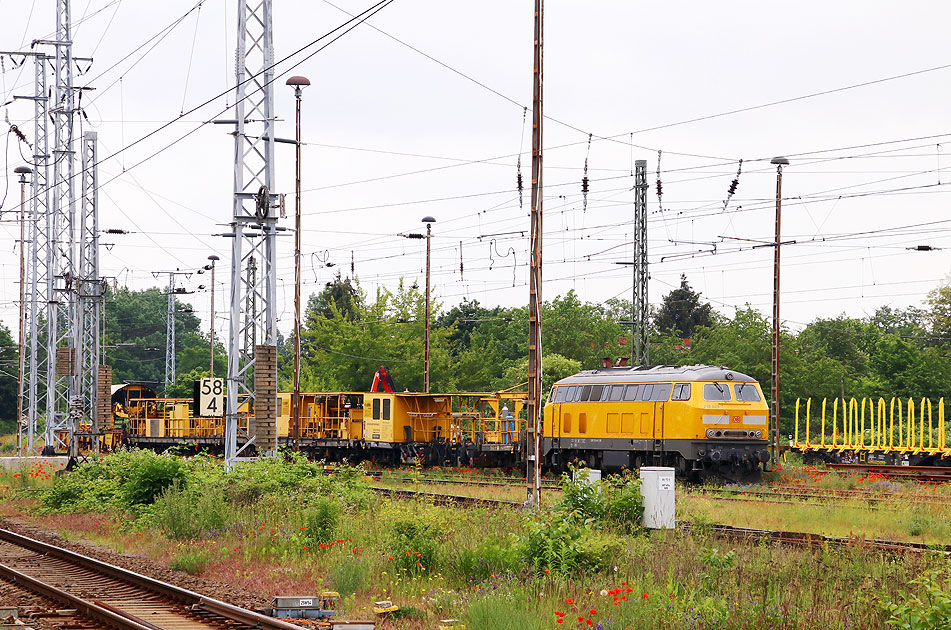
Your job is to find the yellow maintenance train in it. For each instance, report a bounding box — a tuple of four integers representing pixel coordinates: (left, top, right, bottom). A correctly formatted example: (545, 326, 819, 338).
(90, 364, 770, 476)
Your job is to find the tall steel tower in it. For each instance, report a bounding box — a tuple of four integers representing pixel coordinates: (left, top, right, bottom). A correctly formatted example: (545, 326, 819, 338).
(633, 160, 649, 366)
(42, 0, 80, 451)
(225, 0, 280, 466)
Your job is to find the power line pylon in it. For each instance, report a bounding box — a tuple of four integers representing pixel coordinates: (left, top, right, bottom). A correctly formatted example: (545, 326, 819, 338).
(225, 0, 281, 466)
(72, 131, 104, 457)
(41, 0, 80, 452)
(633, 159, 649, 366)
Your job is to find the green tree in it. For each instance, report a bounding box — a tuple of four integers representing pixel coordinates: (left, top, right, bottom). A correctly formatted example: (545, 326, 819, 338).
(103, 287, 209, 391)
(496, 353, 581, 397)
(0, 324, 19, 425)
(654, 274, 713, 339)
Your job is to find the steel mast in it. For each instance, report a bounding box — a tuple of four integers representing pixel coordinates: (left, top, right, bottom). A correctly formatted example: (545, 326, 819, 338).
(225, 0, 280, 466)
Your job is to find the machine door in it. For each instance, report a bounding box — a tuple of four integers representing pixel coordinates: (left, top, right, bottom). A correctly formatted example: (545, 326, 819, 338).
(652, 402, 665, 461)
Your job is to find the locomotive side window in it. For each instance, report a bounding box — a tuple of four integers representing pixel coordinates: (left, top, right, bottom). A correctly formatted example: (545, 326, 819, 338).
(580, 385, 592, 401)
(649, 383, 673, 401)
(638, 384, 654, 401)
(703, 383, 732, 401)
(589, 385, 604, 401)
(734, 383, 762, 401)
(623, 384, 640, 401)
(671, 383, 692, 401)
(609, 385, 624, 402)
(564, 386, 577, 402)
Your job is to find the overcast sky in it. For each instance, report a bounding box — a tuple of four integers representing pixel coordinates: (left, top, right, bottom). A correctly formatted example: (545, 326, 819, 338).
(1, 0, 949, 346)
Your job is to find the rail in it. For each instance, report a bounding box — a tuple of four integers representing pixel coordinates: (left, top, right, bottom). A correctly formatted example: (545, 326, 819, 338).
(0, 528, 306, 630)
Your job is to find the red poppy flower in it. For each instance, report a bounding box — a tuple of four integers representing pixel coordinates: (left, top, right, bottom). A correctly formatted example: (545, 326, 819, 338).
(643, 593, 649, 600)
(589, 609, 597, 615)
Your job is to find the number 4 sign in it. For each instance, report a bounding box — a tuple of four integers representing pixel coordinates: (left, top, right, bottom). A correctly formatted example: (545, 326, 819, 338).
(198, 378, 225, 417)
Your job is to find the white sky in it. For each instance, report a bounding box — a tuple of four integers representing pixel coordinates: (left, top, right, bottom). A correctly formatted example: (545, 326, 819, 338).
(0, 0, 950, 345)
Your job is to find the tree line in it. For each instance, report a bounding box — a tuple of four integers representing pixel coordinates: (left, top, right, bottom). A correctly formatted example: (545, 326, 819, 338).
(1, 274, 950, 437)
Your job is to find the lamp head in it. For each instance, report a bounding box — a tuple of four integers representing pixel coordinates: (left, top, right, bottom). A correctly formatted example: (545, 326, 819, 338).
(770, 156, 789, 166)
(421, 216, 436, 225)
(208, 254, 220, 262)
(14, 166, 32, 175)
(285, 76, 311, 87)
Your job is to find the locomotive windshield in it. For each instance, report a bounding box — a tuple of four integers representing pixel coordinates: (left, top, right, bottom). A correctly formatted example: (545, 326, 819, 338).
(703, 382, 732, 401)
(734, 382, 761, 401)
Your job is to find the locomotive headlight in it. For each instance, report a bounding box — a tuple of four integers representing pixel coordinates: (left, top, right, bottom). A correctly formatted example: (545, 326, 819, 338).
(755, 430, 763, 439)
(706, 429, 714, 439)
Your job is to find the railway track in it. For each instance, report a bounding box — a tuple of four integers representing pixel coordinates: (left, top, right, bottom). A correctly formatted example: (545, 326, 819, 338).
(376, 486, 948, 555)
(0, 529, 308, 630)
(375, 474, 561, 490)
(689, 486, 951, 507)
(826, 463, 951, 483)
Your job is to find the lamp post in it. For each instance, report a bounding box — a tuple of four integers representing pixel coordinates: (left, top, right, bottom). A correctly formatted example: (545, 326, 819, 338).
(422, 216, 436, 393)
(770, 156, 789, 467)
(206, 255, 219, 377)
(286, 75, 310, 446)
(14, 166, 31, 456)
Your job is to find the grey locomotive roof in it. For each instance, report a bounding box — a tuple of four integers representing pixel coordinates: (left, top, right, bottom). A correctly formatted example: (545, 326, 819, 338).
(552, 364, 759, 386)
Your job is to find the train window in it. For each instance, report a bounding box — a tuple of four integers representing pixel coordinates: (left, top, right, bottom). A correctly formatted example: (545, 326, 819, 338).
(638, 384, 654, 401)
(623, 384, 640, 401)
(589, 385, 604, 401)
(564, 386, 577, 402)
(734, 383, 762, 402)
(703, 383, 732, 401)
(649, 383, 673, 401)
(382, 398, 391, 420)
(580, 385, 592, 402)
(552, 387, 564, 403)
(609, 385, 624, 401)
(671, 383, 692, 401)
(372, 398, 381, 420)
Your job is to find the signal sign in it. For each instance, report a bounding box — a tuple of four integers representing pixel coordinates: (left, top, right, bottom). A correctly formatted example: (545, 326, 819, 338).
(197, 378, 225, 417)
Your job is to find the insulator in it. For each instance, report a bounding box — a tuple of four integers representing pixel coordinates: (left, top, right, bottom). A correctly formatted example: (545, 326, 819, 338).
(728, 179, 739, 195)
(517, 172, 523, 192)
(656, 180, 663, 197)
(581, 176, 589, 194)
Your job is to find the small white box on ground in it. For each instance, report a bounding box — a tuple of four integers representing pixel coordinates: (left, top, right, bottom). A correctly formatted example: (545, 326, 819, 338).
(574, 467, 601, 486)
(639, 466, 675, 529)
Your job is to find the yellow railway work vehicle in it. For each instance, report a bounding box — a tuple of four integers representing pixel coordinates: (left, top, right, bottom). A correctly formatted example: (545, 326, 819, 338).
(543, 364, 770, 478)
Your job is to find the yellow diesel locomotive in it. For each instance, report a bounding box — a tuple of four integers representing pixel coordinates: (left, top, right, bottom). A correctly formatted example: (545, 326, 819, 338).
(543, 364, 771, 477)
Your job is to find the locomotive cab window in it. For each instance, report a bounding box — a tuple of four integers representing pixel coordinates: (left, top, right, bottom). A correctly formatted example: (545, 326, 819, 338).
(623, 384, 640, 401)
(671, 383, 691, 401)
(649, 383, 673, 401)
(564, 386, 577, 402)
(734, 383, 761, 402)
(588, 385, 604, 401)
(382, 398, 391, 420)
(703, 383, 732, 401)
(372, 398, 381, 420)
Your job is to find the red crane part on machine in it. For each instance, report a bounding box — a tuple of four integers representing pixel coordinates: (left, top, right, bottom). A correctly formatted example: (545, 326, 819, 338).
(369, 366, 396, 393)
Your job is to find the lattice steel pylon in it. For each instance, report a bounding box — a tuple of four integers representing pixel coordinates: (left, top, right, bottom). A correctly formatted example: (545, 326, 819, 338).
(42, 0, 79, 451)
(225, 0, 280, 466)
(633, 160, 649, 366)
(23, 52, 50, 454)
(165, 273, 176, 394)
(73, 131, 103, 456)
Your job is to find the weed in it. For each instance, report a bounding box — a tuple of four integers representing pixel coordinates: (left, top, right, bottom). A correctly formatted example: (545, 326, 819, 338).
(169, 548, 211, 575)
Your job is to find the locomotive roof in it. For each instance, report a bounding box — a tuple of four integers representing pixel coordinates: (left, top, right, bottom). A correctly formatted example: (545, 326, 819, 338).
(553, 364, 759, 386)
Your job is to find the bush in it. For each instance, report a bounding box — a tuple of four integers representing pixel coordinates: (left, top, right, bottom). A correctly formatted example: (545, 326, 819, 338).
(41, 450, 184, 513)
(885, 567, 951, 629)
(301, 496, 341, 544)
(557, 465, 643, 532)
(520, 512, 619, 575)
(388, 515, 440, 577)
(449, 539, 522, 583)
(169, 548, 211, 575)
(149, 479, 232, 539)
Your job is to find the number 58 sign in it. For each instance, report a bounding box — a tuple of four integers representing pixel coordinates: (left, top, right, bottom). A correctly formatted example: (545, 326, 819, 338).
(196, 378, 225, 417)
